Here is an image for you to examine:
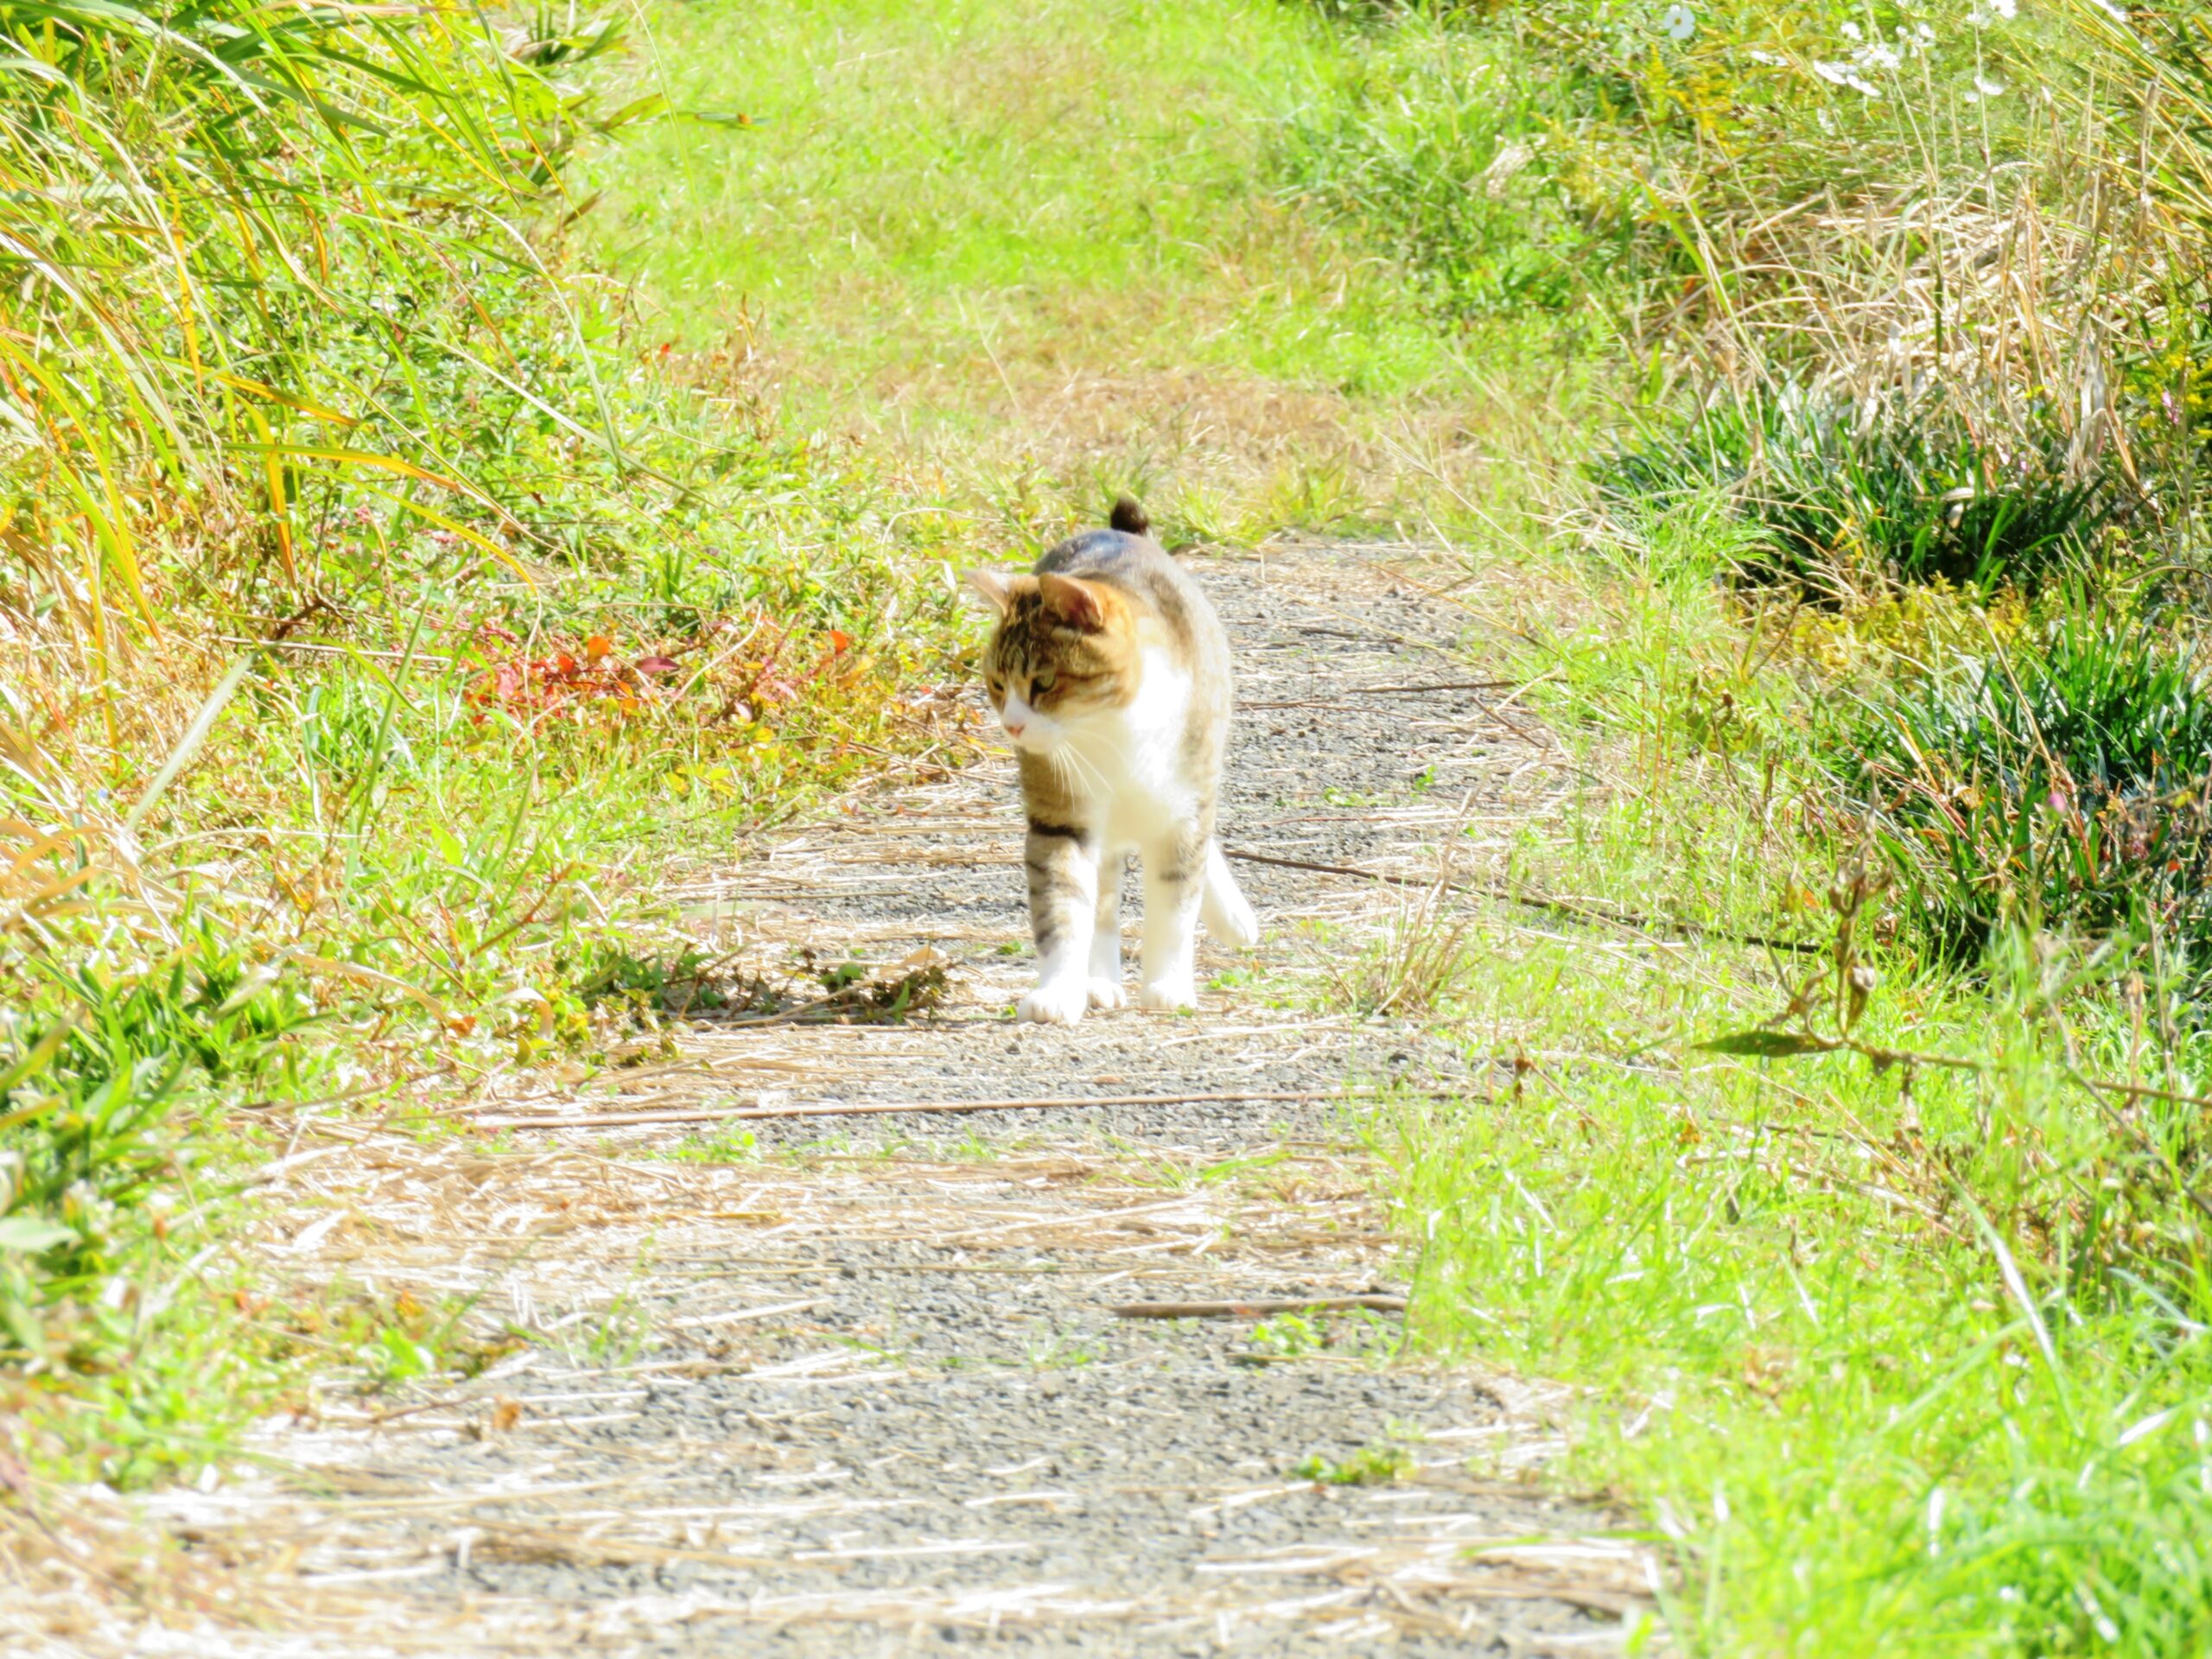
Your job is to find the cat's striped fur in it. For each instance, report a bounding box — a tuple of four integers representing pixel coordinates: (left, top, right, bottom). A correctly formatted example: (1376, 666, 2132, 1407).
(966, 498, 1258, 1023)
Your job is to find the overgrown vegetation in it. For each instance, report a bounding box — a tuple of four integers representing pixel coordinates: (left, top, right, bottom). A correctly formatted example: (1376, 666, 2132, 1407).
(0, 0, 973, 1478)
(1287, 2, 2212, 1652)
(11, 0, 2212, 1648)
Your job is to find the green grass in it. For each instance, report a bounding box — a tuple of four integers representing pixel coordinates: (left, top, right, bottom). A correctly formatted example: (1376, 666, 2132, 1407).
(588, 0, 1458, 408)
(1367, 539, 2212, 1651)
(573, 0, 1586, 543)
(1389, 915, 2212, 1653)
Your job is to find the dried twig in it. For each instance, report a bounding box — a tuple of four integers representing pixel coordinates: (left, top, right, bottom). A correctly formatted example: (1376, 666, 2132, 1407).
(1110, 1295, 1407, 1319)
(1224, 846, 1825, 956)
(471, 1087, 1457, 1131)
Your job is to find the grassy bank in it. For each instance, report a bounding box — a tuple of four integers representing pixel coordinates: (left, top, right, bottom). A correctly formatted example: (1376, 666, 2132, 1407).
(1284, 4, 2212, 1653)
(0, 0, 979, 1480)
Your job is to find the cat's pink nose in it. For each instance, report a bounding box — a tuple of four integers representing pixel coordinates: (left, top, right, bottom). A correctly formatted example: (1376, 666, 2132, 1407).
(1004, 718, 1027, 738)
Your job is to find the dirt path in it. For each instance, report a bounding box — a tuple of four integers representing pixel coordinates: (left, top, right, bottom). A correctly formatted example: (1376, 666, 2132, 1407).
(41, 550, 1660, 1655)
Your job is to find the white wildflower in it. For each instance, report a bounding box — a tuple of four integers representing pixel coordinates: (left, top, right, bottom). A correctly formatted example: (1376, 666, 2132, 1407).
(1968, 73, 2006, 99)
(1661, 4, 1696, 41)
(1814, 58, 1885, 96)
(1840, 19, 1862, 39)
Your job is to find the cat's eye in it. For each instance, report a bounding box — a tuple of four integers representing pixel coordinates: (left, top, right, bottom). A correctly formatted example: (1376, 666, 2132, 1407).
(1030, 670, 1057, 696)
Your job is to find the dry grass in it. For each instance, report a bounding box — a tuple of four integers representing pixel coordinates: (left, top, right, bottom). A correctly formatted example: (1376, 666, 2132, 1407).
(1325, 869, 1480, 1019)
(0, 1121, 1658, 1656)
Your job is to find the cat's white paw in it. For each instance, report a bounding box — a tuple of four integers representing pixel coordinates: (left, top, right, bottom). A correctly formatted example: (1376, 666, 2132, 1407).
(1018, 980, 1089, 1025)
(1213, 893, 1261, 951)
(1086, 976, 1127, 1010)
(1137, 977, 1197, 1013)
(1201, 847, 1261, 950)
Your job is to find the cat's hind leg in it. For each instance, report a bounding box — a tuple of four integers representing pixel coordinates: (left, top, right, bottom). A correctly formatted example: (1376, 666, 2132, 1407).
(1138, 825, 1205, 1012)
(1019, 819, 1098, 1025)
(1087, 849, 1127, 1009)
(1199, 840, 1260, 950)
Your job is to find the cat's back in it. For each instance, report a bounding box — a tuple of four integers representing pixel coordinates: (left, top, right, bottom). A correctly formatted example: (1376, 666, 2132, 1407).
(1034, 507, 1227, 671)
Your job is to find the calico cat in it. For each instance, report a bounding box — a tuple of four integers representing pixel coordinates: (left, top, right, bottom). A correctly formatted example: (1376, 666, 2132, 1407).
(966, 497, 1259, 1024)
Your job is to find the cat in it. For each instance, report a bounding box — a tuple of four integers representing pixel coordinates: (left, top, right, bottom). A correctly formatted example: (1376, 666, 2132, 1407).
(965, 496, 1260, 1024)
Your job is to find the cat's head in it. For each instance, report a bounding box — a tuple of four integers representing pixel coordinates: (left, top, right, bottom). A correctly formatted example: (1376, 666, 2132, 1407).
(964, 570, 1139, 753)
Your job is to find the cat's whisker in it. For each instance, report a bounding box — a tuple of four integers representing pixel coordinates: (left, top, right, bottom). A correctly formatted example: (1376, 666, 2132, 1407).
(1053, 741, 1109, 801)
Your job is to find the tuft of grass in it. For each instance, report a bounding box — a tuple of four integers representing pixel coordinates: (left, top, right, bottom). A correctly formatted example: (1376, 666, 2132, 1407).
(1595, 394, 2119, 602)
(1848, 608, 2212, 970)
(1294, 1442, 1416, 1485)
(1324, 873, 1479, 1017)
(1276, 9, 1613, 321)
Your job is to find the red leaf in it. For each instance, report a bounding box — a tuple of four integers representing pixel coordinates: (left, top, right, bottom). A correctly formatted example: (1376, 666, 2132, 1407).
(584, 633, 614, 662)
(635, 655, 680, 675)
(827, 629, 852, 653)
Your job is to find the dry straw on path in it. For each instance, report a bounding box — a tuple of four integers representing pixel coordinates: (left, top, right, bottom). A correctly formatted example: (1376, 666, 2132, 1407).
(8, 547, 1662, 1656)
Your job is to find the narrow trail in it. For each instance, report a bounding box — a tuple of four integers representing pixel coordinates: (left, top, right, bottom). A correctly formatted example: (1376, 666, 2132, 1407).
(93, 550, 1661, 1655)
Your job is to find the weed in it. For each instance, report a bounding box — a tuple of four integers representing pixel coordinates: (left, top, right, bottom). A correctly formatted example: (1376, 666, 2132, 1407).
(1294, 1443, 1415, 1485)
(1252, 1312, 1326, 1357)
(1324, 872, 1477, 1016)
(1596, 394, 2116, 602)
(1249, 1307, 1399, 1361)
(653, 1120, 762, 1166)
(1849, 609, 2212, 969)
(580, 1291, 652, 1369)
(1021, 1330, 1101, 1370)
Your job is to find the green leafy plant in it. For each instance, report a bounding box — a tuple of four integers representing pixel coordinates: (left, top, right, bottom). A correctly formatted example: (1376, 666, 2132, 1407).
(1596, 394, 2115, 601)
(1847, 609, 2212, 968)
(1294, 1442, 1416, 1485)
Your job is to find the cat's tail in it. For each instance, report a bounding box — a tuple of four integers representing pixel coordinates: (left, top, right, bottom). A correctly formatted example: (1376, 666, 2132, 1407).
(1200, 841, 1261, 950)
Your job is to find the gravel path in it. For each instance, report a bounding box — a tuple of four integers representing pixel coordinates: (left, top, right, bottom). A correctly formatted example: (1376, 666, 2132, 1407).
(63, 548, 1656, 1656)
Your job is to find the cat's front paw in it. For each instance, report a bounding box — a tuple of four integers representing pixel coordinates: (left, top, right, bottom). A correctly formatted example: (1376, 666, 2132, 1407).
(1018, 979, 1089, 1025)
(1086, 976, 1127, 1010)
(1137, 977, 1197, 1013)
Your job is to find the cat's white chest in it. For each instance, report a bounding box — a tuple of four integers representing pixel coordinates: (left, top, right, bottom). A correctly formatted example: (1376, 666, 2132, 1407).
(1065, 647, 1193, 840)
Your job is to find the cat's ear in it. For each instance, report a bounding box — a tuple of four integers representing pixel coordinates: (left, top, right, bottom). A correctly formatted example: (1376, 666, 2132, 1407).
(1038, 572, 1108, 632)
(963, 568, 1019, 616)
